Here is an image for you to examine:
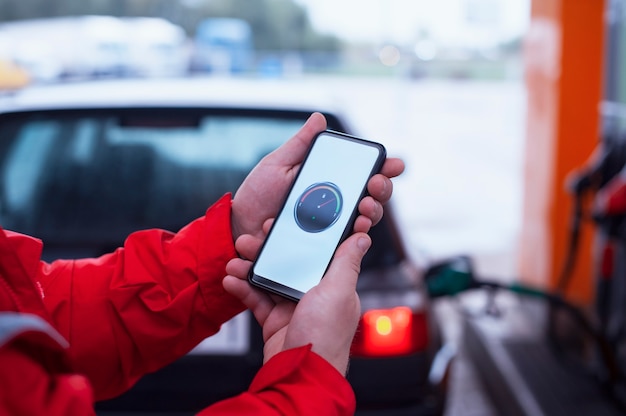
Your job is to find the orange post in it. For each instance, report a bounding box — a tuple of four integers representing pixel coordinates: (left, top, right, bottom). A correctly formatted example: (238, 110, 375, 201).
(519, 0, 605, 304)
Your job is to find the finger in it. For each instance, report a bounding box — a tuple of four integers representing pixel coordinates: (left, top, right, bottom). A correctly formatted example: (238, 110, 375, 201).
(379, 157, 405, 179)
(263, 218, 274, 234)
(357, 196, 382, 228)
(265, 112, 327, 167)
(367, 174, 394, 206)
(318, 233, 371, 293)
(223, 275, 276, 325)
(353, 214, 373, 234)
(234, 234, 264, 261)
(225, 257, 253, 280)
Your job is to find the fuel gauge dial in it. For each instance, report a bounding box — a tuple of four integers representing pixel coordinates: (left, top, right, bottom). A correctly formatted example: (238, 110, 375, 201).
(294, 182, 343, 232)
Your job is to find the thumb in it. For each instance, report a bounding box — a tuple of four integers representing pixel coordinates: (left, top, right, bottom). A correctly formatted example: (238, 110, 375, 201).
(266, 112, 327, 166)
(319, 233, 371, 293)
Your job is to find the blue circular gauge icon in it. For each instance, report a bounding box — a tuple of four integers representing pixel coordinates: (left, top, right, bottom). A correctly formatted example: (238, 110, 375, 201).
(294, 182, 343, 232)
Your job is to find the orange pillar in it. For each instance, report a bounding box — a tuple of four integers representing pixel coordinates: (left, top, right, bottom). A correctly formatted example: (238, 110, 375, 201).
(519, 0, 605, 304)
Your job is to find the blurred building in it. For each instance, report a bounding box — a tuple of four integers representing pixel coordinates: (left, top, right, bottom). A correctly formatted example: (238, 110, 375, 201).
(0, 16, 190, 84)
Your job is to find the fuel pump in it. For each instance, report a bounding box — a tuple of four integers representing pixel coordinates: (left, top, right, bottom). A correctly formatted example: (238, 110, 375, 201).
(420, 134, 626, 411)
(553, 134, 626, 323)
(550, 133, 626, 392)
(593, 159, 626, 383)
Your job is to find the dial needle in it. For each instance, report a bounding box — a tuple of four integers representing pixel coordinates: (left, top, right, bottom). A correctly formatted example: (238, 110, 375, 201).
(317, 198, 335, 208)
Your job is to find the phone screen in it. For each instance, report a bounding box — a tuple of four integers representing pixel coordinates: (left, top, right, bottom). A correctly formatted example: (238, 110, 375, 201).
(249, 130, 385, 300)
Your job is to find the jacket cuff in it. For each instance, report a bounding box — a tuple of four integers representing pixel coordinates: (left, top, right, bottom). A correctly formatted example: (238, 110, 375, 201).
(249, 345, 356, 415)
(196, 193, 245, 324)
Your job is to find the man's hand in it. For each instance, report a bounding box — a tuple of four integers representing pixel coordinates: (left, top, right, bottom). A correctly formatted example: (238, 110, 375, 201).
(223, 232, 371, 375)
(225, 113, 405, 374)
(231, 112, 404, 243)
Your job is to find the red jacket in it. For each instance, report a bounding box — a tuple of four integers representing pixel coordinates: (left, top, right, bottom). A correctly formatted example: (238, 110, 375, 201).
(0, 195, 355, 415)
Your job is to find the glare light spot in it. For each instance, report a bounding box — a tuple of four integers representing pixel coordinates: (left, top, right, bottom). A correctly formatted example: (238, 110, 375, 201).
(393, 307, 412, 327)
(379, 45, 401, 67)
(414, 40, 437, 61)
(375, 315, 393, 335)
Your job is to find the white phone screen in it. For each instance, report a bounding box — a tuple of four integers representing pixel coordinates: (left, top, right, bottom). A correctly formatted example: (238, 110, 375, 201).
(251, 131, 384, 295)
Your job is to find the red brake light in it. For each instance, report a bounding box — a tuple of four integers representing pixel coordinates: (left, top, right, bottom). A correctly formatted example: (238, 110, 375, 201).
(351, 307, 429, 357)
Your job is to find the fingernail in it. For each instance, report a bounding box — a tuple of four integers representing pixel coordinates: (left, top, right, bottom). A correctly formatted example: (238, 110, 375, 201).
(357, 236, 371, 253)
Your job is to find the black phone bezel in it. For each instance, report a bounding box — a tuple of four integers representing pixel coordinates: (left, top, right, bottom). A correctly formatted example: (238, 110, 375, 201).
(247, 129, 387, 302)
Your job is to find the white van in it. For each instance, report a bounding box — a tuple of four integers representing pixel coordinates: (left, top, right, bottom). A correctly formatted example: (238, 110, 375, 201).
(121, 17, 189, 77)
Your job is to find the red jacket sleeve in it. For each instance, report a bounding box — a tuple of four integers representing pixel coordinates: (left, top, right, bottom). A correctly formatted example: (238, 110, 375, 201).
(35, 194, 245, 400)
(0, 314, 96, 416)
(197, 345, 356, 416)
(0, 344, 95, 415)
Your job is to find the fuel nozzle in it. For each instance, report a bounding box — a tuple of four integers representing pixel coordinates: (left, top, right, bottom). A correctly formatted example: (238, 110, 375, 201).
(594, 165, 626, 218)
(566, 135, 626, 196)
(424, 256, 476, 298)
(586, 132, 626, 222)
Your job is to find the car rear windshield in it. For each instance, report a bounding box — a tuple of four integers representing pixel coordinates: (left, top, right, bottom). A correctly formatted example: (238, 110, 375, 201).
(0, 108, 401, 269)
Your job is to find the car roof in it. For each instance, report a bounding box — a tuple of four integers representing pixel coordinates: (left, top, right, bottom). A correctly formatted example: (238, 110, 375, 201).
(0, 77, 346, 116)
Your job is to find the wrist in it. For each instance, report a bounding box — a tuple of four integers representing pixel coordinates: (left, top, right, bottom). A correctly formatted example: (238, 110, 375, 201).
(250, 344, 356, 414)
(230, 198, 243, 243)
(230, 195, 254, 243)
(309, 344, 350, 376)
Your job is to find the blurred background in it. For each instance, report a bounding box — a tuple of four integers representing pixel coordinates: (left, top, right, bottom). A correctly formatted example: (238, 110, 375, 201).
(0, 0, 528, 82)
(0, 0, 531, 277)
(7, 0, 626, 415)
(0, 1, 527, 415)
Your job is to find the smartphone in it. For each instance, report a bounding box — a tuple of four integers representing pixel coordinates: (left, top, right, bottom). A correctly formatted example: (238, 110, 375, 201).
(248, 129, 387, 301)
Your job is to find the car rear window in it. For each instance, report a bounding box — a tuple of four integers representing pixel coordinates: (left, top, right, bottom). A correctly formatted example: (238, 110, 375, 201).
(0, 109, 304, 257)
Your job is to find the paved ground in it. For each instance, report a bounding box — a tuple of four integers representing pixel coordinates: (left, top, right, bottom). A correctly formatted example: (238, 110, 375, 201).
(434, 298, 499, 416)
